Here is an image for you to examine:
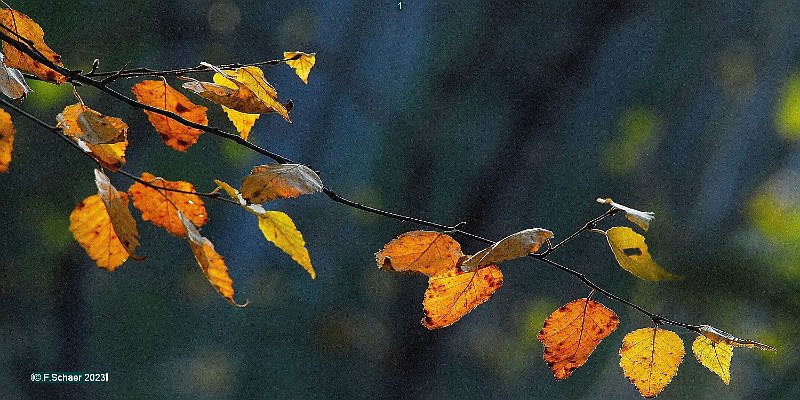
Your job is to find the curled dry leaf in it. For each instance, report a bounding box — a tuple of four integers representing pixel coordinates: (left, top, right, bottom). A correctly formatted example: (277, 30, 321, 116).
(94, 169, 140, 258)
(0, 7, 66, 83)
(240, 163, 323, 204)
(537, 298, 620, 380)
(619, 327, 685, 398)
(376, 230, 463, 276)
(605, 226, 681, 281)
(128, 172, 207, 237)
(131, 80, 208, 151)
(214, 179, 246, 205)
(421, 265, 503, 329)
(284, 51, 316, 84)
(179, 212, 247, 307)
(0, 52, 31, 100)
(57, 104, 127, 171)
(70, 195, 132, 271)
(0, 107, 14, 173)
(460, 228, 553, 272)
(76, 109, 127, 145)
(257, 210, 315, 279)
(597, 197, 655, 231)
(693, 335, 733, 385)
(698, 325, 775, 351)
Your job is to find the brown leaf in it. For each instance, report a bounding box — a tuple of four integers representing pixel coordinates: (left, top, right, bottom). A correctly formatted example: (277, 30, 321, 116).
(0, 52, 31, 100)
(131, 80, 208, 151)
(240, 163, 323, 204)
(461, 228, 553, 271)
(94, 169, 140, 258)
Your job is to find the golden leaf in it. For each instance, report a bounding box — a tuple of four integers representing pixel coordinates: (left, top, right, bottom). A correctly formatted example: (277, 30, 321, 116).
(421, 265, 503, 329)
(0, 107, 14, 173)
(461, 228, 553, 271)
(257, 210, 315, 279)
(57, 104, 128, 171)
(240, 163, 323, 204)
(284, 51, 316, 84)
(128, 172, 207, 237)
(69, 195, 131, 271)
(94, 169, 140, 258)
(537, 298, 620, 380)
(619, 327, 685, 398)
(0, 7, 66, 83)
(693, 335, 733, 384)
(131, 80, 209, 151)
(605, 226, 681, 281)
(375, 230, 463, 276)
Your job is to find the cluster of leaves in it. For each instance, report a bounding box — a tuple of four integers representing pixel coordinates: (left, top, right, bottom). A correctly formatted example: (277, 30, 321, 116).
(0, 4, 776, 398)
(374, 199, 774, 397)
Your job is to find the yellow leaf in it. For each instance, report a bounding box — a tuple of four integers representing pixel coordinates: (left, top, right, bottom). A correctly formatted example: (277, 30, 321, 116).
(240, 163, 323, 204)
(698, 325, 775, 351)
(421, 265, 503, 329)
(693, 335, 732, 385)
(179, 212, 247, 306)
(597, 197, 655, 231)
(221, 108, 259, 140)
(0, 7, 66, 83)
(376, 230, 463, 276)
(94, 169, 140, 258)
(257, 210, 315, 279)
(284, 51, 316, 84)
(69, 195, 131, 271)
(461, 228, 553, 271)
(0, 107, 14, 173)
(619, 327, 685, 398)
(0, 53, 31, 100)
(605, 226, 681, 281)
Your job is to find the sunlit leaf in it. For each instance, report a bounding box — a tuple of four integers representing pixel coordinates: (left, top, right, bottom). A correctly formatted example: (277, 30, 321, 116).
(128, 172, 207, 237)
(257, 210, 315, 279)
(605, 226, 681, 281)
(94, 169, 140, 258)
(132, 80, 208, 151)
(376, 231, 463, 276)
(537, 298, 620, 380)
(421, 265, 503, 329)
(75, 108, 127, 145)
(214, 179, 246, 205)
(597, 197, 654, 231)
(0, 52, 31, 100)
(70, 195, 131, 271)
(179, 212, 247, 307)
(213, 65, 291, 122)
(284, 51, 316, 84)
(0, 7, 66, 83)
(0, 107, 14, 173)
(693, 335, 732, 384)
(619, 327, 684, 398)
(57, 104, 127, 171)
(461, 228, 553, 272)
(698, 325, 775, 351)
(240, 163, 323, 204)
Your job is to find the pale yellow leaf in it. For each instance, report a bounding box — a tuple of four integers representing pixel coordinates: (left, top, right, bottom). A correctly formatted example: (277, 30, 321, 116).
(284, 51, 316, 84)
(693, 335, 732, 384)
(257, 210, 315, 279)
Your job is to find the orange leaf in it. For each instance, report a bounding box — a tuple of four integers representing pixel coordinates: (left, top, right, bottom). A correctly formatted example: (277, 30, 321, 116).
(240, 163, 323, 204)
(57, 104, 128, 171)
(619, 327, 685, 398)
(131, 80, 208, 151)
(0, 107, 14, 173)
(179, 212, 247, 307)
(375, 230, 463, 276)
(94, 169, 140, 258)
(0, 7, 66, 83)
(461, 228, 553, 271)
(421, 265, 503, 329)
(537, 298, 620, 380)
(69, 195, 131, 271)
(284, 51, 316, 84)
(128, 172, 207, 237)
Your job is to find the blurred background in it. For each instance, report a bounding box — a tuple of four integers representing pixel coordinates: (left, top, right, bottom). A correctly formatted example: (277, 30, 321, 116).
(1, 0, 798, 398)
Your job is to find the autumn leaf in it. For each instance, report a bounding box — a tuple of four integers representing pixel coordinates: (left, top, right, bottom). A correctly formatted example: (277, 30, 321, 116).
(537, 298, 620, 380)
(128, 172, 207, 237)
(94, 169, 140, 258)
(213, 66, 291, 122)
(0, 7, 66, 83)
(605, 226, 681, 281)
(75, 108, 127, 145)
(0, 107, 13, 173)
(0, 52, 31, 100)
(461, 228, 553, 272)
(240, 163, 323, 204)
(257, 210, 315, 279)
(57, 104, 128, 170)
(698, 325, 775, 351)
(131, 80, 208, 151)
(619, 327, 685, 398)
(693, 335, 733, 384)
(179, 212, 247, 306)
(376, 230, 463, 276)
(214, 179, 246, 205)
(421, 265, 503, 329)
(284, 51, 316, 84)
(597, 197, 655, 231)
